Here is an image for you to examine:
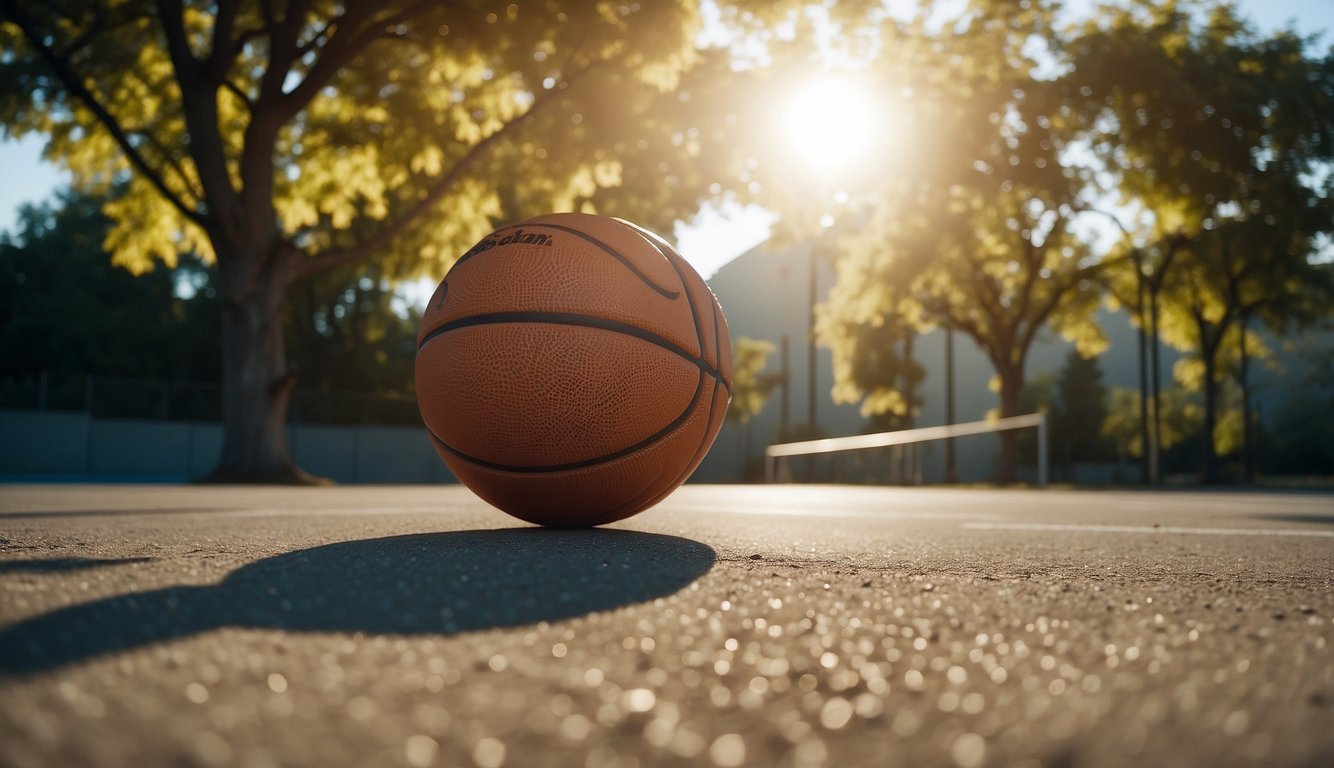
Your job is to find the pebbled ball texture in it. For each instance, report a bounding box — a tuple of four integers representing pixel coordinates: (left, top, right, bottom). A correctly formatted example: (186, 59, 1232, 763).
(415, 213, 733, 526)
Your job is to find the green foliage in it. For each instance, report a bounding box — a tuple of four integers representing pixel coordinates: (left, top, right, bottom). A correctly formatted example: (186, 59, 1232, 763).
(0, 185, 433, 403)
(816, 295, 923, 425)
(789, 0, 1108, 480)
(0, 1, 734, 476)
(1017, 351, 1111, 474)
(1103, 387, 1201, 460)
(0, 187, 219, 382)
(1054, 351, 1111, 464)
(286, 265, 420, 396)
(1063, 1, 1334, 479)
(0, 1, 713, 278)
(727, 336, 785, 425)
(1253, 339, 1334, 477)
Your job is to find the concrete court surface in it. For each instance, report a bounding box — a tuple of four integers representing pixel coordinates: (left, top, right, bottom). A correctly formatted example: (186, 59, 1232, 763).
(0, 484, 1332, 768)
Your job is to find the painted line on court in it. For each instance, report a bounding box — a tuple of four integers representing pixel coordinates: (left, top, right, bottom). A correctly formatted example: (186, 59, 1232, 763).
(671, 504, 998, 521)
(962, 522, 1334, 538)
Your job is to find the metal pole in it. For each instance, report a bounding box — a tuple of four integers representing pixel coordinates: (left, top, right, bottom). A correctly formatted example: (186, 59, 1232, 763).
(779, 334, 790, 431)
(1135, 259, 1150, 484)
(1037, 411, 1049, 488)
(764, 453, 774, 484)
(944, 327, 957, 483)
(1149, 291, 1162, 484)
(807, 250, 817, 431)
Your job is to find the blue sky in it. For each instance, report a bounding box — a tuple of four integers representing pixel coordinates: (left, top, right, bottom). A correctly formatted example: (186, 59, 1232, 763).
(1, 0, 1329, 276)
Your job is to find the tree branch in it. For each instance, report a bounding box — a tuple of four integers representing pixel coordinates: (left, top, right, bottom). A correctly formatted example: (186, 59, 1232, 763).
(156, 0, 239, 229)
(963, 250, 1006, 326)
(0, 0, 203, 223)
(1148, 232, 1189, 294)
(222, 78, 255, 113)
(291, 63, 605, 281)
(919, 293, 989, 357)
(257, 0, 317, 103)
(296, 14, 340, 56)
(131, 129, 205, 203)
(154, 0, 198, 75)
(206, 0, 239, 78)
(275, 2, 431, 123)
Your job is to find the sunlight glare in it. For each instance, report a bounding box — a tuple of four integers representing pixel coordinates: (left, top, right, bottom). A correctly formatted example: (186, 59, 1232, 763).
(780, 75, 879, 177)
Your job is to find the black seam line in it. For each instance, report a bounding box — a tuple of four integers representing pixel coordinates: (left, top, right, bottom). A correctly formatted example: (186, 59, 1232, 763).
(614, 219, 711, 372)
(584, 376, 722, 526)
(709, 290, 728, 390)
(424, 369, 706, 474)
(493, 222, 681, 300)
(417, 311, 729, 389)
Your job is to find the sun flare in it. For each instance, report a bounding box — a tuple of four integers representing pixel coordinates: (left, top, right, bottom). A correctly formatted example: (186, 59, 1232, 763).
(780, 74, 879, 177)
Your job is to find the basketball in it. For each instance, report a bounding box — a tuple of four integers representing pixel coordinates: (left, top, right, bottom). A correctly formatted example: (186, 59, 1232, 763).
(415, 212, 733, 526)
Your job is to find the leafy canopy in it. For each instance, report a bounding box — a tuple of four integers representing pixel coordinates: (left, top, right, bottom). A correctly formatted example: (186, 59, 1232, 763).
(0, 1, 709, 280)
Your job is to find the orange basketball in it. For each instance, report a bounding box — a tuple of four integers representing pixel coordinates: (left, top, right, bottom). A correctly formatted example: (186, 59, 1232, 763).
(415, 213, 733, 527)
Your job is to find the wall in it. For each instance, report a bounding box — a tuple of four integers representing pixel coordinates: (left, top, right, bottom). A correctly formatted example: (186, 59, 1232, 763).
(0, 409, 456, 484)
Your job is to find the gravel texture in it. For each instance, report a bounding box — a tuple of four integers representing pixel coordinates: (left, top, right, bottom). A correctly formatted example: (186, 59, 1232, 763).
(1, 484, 1332, 768)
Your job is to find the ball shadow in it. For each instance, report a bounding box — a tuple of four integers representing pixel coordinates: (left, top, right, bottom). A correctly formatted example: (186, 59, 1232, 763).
(0, 528, 715, 677)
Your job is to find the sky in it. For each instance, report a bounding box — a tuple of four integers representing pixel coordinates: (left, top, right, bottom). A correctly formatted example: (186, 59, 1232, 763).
(0, 0, 1329, 278)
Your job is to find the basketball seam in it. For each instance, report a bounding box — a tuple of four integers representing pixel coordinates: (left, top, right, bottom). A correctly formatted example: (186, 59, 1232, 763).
(457, 221, 681, 300)
(709, 291, 727, 388)
(417, 311, 728, 386)
(611, 219, 731, 395)
(581, 376, 722, 526)
(423, 367, 705, 474)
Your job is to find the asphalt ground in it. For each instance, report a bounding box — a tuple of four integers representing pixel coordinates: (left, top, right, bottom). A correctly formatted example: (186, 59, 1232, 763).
(1, 484, 1332, 768)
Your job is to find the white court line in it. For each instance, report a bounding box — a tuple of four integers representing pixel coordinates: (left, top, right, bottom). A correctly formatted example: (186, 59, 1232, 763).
(963, 522, 1334, 538)
(671, 504, 997, 521)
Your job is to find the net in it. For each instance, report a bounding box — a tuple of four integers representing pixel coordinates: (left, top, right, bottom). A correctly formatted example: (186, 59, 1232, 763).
(763, 412, 1049, 486)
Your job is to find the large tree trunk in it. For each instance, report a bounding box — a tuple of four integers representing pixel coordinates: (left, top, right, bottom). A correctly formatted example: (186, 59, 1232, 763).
(202, 247, 316, 484)
(996, 365, 1023, 484)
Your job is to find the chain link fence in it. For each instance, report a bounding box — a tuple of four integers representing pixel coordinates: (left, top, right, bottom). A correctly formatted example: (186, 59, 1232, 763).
(1, 373, 421, 426)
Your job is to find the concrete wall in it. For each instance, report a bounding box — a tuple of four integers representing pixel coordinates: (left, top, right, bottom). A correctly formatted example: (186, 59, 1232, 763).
(0, 409, 456, 484)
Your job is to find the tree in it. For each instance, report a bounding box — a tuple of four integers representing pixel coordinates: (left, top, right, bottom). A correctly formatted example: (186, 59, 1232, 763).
(1, 0, 711, 481)
(816, 250, 924, 432)
(1261, 341, 1334, 477)
(1053, 350, 1109, 477)
(726, 336, 785, 472)
(806, 0, 1108, 483)
(0, 187, 219, 385)
(286, 263, 420, 397)
(1063, 2, 1334, 482)
(1103, 386, 1201, 465)
(726, 337, 783, 426)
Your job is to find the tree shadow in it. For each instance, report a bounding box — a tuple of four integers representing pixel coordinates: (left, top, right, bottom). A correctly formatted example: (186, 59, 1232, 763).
(1255, 513, 1334, 527)
(0, 528, 715, 677)
(0, 557, 157, 574)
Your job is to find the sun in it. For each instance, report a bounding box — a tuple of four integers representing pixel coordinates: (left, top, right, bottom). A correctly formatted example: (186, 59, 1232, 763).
(780, 74, 880, 177)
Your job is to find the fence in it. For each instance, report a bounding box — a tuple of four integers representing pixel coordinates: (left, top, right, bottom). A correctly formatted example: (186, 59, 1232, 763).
(0, 373, 452, 483)
(1, 372, 421, 426)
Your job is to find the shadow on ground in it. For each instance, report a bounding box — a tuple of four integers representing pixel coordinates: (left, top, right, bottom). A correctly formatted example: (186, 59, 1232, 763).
(0, 528, 715, 676)
(1256, 513, 1334, 527)
(0, 557, 157, 574)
